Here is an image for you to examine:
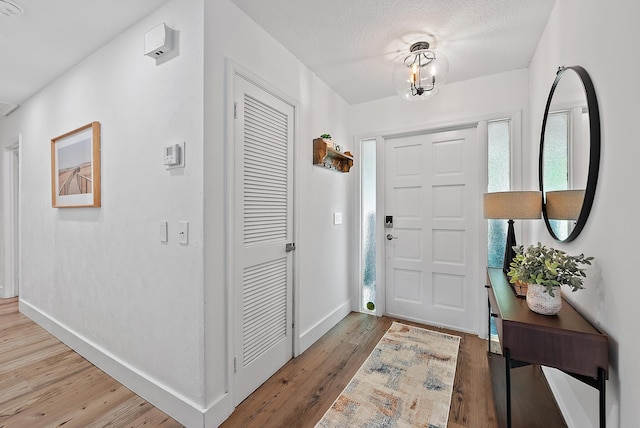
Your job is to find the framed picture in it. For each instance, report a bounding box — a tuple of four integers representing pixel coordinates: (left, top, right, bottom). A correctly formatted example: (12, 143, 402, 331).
(51, 121, 101, 208)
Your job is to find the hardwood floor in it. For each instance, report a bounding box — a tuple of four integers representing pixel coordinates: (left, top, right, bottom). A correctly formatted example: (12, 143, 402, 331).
(0, 297, 183, 428)
(1, 297, 497, 427)
(223, 313, 498, 428)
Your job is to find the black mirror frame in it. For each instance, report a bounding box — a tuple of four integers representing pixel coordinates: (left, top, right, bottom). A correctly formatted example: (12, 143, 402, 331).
(538, 65, 601, 242)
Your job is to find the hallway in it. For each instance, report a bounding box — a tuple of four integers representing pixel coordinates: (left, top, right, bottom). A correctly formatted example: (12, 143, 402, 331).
(0, 298, 183, 427)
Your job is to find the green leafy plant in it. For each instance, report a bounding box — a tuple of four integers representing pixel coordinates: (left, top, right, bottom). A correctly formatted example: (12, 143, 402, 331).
(320, 134, 332, 139)
(507, 243, 593, 297)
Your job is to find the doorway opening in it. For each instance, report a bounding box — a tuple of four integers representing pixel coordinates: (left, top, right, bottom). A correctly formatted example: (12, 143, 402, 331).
(3, 137, 20, 298)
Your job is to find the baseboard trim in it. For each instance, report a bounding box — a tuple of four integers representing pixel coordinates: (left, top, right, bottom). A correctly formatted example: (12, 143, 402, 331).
(542, 366, 594, 428)
(383, 311, 477, 335)
(19, 299, 209, 428)
(204, 393, 232, 427)
(299, 300, 351, 353)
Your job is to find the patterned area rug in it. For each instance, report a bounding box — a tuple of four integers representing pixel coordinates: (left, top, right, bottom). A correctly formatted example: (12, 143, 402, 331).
(316, 322, 460, 428)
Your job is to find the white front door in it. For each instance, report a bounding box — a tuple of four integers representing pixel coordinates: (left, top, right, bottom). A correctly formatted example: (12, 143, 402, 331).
(233, 75, 294, 405)
(384, 127, 480, 333)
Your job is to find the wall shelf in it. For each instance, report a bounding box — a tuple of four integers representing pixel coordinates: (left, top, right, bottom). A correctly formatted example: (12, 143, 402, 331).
(313, 138, 353, 173)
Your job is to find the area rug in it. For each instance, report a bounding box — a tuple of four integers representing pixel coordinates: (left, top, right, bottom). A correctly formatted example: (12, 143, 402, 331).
(315, 322, 460, 428)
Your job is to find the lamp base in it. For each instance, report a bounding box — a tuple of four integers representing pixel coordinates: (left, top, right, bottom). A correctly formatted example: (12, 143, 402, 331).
(503, 219, 526, 298)
(503, 219, 516, 274)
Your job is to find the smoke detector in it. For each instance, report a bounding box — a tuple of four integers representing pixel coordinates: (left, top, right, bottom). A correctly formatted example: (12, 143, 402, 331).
(0, 0, 23, 17)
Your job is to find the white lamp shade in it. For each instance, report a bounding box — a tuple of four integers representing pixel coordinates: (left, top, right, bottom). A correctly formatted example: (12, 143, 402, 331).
(483, 191, 542, 219)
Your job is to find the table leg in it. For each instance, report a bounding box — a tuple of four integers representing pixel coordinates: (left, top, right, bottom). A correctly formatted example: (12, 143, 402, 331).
(487, 298, 491, 353)
(505, 348, 512, 428)
(599, 367, 606, 428)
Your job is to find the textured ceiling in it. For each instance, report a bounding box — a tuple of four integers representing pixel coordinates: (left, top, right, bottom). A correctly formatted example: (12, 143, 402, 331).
(231, 0, 556, 104)
(0, 0, 556, 110)
(0, 0, 170, 108)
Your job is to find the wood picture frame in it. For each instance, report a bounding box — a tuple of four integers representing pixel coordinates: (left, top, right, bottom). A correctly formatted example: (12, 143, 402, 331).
(51, 121, 101, 208)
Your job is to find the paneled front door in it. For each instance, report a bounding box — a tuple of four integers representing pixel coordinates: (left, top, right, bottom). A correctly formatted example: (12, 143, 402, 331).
(384, 127, 480, 333)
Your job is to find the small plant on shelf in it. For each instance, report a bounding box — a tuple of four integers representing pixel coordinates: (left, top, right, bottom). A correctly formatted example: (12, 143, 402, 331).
(507, 242, 593, 297)
(320, 134, 333, 149)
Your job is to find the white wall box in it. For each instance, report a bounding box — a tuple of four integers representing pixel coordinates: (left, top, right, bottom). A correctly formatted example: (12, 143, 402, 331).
(144, 23, 173, 58)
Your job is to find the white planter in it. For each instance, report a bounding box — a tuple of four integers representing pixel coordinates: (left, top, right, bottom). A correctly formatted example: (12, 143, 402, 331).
(526, 283, 562, 315)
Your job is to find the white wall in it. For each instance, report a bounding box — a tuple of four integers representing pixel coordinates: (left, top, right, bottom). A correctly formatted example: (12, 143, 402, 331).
(0, 0, 206, 426)
(527, 1, 640, 426)
(350, 69, 529, 136)
(203, 0, 353, 424)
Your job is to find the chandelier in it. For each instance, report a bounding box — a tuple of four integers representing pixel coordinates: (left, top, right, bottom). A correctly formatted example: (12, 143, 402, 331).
(392, 41, 449, 101)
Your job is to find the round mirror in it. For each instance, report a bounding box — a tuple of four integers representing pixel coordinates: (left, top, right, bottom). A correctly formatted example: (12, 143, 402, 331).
(539, 66, 600, 242)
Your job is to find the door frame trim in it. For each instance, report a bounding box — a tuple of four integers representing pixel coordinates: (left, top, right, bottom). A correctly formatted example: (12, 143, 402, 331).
(2, 135, 20, 299)
(224, 59, 301, 407)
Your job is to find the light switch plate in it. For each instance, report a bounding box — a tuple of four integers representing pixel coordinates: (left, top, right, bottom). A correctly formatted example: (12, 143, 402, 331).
(334, 212, 343, 225)
(160, 220, 168, 243)
(178, 221, 189, 244)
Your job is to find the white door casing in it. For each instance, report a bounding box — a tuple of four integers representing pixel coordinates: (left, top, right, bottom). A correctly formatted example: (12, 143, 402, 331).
(384, 127, 480, 333)
(2, 138, 20, 298)
(232, 75, 294, 405)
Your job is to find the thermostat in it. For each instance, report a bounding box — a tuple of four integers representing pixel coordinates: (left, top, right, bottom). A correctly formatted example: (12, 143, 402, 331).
(164, 142, 184, 169)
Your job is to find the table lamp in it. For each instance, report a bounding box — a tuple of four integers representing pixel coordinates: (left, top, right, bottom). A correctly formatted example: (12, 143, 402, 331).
(483, 191, 542, 273)
(545, 190, 585, 220)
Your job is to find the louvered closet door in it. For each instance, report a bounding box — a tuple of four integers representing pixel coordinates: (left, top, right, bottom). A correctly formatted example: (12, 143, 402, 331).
(233, 75, 294, 405)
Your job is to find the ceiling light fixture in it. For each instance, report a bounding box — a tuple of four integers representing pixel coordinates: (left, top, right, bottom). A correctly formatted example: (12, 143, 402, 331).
(392, 41, 449, 101)
(0, 0, 23, 17)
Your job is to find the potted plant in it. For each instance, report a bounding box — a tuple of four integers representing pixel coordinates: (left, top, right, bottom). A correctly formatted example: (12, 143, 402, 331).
(507, 242, 593, 315)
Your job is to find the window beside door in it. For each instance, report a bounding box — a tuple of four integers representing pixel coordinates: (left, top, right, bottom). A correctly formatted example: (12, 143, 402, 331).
(542, 110, 570, 238)
(360, 138, 376, 313)
(487, 119, 511, 268)
(487, 119, 511, 342)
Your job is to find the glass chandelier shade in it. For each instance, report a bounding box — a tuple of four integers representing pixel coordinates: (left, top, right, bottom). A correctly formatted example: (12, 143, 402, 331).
(393, 41, 449, 101)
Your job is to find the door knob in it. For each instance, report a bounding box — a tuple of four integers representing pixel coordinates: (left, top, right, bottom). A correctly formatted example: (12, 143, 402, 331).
(386, 233, 398, 241)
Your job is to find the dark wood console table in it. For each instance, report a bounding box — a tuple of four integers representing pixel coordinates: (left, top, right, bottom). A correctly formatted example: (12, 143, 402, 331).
(486, 268, 608, 428)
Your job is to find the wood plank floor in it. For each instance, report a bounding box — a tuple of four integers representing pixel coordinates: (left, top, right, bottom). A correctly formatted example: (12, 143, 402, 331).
(0, 297, 183, 428)
(223, 313, 498, 428)
(1, 297, 498, 427)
